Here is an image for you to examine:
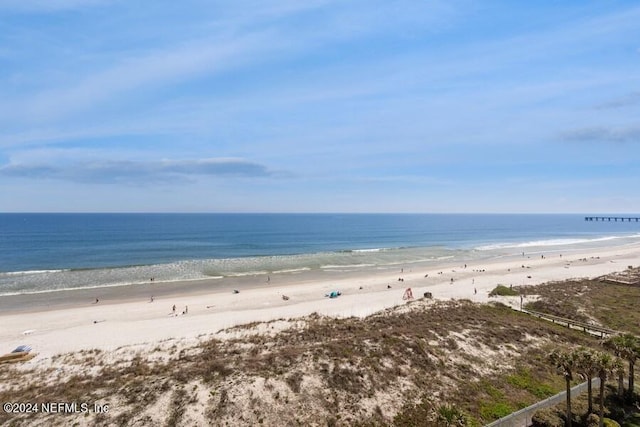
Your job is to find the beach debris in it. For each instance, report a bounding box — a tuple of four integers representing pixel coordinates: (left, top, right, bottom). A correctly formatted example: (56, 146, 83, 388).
(325, 290, 341, 298)
(22, 329, 35, 335)
(0, 345, 36, 365)
(282, 295, 290, 301)
(423, 292, 433, 299)
(402, 288, 414, 300)
(233, 289, 240, 294)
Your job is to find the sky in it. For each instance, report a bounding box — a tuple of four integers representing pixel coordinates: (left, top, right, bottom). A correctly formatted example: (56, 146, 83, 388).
(1, 0, 639, 213)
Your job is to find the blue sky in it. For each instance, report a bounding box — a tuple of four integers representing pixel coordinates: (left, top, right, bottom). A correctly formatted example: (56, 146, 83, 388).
(1, 0, 639, 213)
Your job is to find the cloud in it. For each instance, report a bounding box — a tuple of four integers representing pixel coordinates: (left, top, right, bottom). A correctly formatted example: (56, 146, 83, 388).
(561, 126, 640, 143)
(0, 0, 110, 13)
(0, 157, 275, 184)
(10, 31, 277, 124)
(595, 91, 640, 109)
(0, 0, 462, 127)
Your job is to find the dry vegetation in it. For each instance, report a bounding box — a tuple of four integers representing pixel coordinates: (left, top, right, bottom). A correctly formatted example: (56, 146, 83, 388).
(0, 297, 602, 427)
(520, 269, 640, 335)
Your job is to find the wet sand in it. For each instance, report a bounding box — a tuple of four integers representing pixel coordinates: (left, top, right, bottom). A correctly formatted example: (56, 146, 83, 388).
(2, 242, 640, 362)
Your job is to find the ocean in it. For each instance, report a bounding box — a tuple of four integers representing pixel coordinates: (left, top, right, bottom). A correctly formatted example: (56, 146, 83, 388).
(1, 213, 639, 296)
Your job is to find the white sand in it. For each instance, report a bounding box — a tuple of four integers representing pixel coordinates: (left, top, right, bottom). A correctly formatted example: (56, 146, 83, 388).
(2, 243, 640, 363)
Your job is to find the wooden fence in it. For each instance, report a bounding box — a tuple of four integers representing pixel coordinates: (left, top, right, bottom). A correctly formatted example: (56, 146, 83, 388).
(521, 309, 618, 339)
(485, 378, 599, 427)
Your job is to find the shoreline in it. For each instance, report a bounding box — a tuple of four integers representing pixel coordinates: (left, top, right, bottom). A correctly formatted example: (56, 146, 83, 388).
(0, 264, 419, 314)
(4, 232, 640, 297)
(2, 238, 637, 312)
(2, 242, 640, 361)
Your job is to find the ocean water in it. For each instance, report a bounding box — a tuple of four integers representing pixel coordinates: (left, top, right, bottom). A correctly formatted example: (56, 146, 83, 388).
(1, 213, 639, 295)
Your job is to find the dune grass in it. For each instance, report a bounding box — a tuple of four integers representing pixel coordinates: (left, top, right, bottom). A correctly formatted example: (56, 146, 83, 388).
(521, 273, 640, 335)
(3, 274, 638, 426)
(489, 284, 520, 297)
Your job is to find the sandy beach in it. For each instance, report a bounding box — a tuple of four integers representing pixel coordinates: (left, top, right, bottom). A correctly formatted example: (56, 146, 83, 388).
(2, 242, 640, 363)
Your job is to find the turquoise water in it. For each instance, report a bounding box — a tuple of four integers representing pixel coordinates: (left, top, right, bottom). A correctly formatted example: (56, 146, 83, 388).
(1, 213, 639, 295)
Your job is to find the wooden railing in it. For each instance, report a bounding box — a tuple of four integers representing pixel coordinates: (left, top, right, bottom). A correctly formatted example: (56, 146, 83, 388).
(485, 379, 599, 427)
(521, 309, 618, 338)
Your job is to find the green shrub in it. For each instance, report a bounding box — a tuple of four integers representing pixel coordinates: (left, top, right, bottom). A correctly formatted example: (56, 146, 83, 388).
(489, 285, 519, 297)
(531, 408, 564, 427)
(506, 369, 555, 398)
(481, 382, 505, 400)
(479, 402, 513, 421)
(436, 404, 468, 426)
(621, 413, 640, 427)
(604, 418, 621, 427)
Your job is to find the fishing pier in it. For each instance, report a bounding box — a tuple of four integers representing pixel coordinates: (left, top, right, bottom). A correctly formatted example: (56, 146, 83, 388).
(584, 216, 640, 222)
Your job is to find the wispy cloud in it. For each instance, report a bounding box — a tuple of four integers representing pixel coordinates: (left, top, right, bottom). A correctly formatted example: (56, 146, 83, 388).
(2, 2, 640, 212)
(561, 126, 640, 143)
(0, 0, 461, 128)
(0, 0, 110, 13)
(0, 158, 276, 184)
(595, 91, 640, 109)
(7, 31, 279, 124)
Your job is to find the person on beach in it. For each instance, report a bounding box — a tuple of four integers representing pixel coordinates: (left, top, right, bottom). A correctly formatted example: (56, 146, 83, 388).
(150, 296, 154, 303)
(94, 298, 99, 304)
(172, 304, 176, 314)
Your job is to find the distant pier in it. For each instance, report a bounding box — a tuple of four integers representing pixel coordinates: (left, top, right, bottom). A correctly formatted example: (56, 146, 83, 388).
(585, 216, 640, 222)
